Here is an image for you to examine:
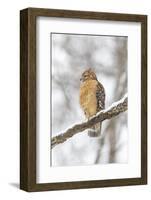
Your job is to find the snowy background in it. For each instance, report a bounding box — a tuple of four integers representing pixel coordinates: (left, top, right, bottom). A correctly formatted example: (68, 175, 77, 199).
(51, 33, 128, 166)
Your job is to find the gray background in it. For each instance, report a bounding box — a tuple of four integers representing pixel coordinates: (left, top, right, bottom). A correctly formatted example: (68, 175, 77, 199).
(51, 33, 127, 166)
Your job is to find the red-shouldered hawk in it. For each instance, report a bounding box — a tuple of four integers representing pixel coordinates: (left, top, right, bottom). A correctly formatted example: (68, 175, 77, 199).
(79, 68, 105, 137)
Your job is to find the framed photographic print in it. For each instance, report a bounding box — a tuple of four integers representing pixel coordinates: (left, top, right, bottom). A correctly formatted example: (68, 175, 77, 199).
(20, 8, 147, 191)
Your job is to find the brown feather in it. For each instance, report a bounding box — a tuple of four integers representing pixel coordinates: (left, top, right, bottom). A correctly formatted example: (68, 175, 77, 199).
(80, 69, 105, 137)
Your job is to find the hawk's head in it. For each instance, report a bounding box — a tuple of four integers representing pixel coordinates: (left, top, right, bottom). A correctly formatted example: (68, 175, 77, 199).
(80, 68, 97, 82)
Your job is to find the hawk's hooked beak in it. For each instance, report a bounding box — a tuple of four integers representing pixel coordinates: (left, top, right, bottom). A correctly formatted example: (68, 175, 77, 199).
(80, 77, 83, 82)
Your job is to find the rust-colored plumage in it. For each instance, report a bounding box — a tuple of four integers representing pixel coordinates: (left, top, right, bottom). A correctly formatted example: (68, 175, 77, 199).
(79, 69, 105, 137)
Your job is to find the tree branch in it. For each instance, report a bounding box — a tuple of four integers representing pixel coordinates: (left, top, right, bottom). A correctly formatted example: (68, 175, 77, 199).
(51, 94, 128, 149)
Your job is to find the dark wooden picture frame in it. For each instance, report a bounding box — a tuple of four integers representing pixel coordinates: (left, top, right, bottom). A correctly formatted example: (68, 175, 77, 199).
(20, 7, 147, 192)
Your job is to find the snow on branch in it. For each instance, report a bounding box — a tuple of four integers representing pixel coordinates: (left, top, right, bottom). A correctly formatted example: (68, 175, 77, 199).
(51, 94, 128, 149)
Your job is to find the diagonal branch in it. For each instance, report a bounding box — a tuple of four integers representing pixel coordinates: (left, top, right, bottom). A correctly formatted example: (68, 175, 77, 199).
(51, 94, 128, 149)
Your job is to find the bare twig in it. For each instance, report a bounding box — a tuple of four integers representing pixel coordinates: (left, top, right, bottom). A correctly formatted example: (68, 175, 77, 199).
(51, 94, 128, 149)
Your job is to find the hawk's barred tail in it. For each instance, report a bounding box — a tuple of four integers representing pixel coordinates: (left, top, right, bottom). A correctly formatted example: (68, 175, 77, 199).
(88, 122, 102, 137)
